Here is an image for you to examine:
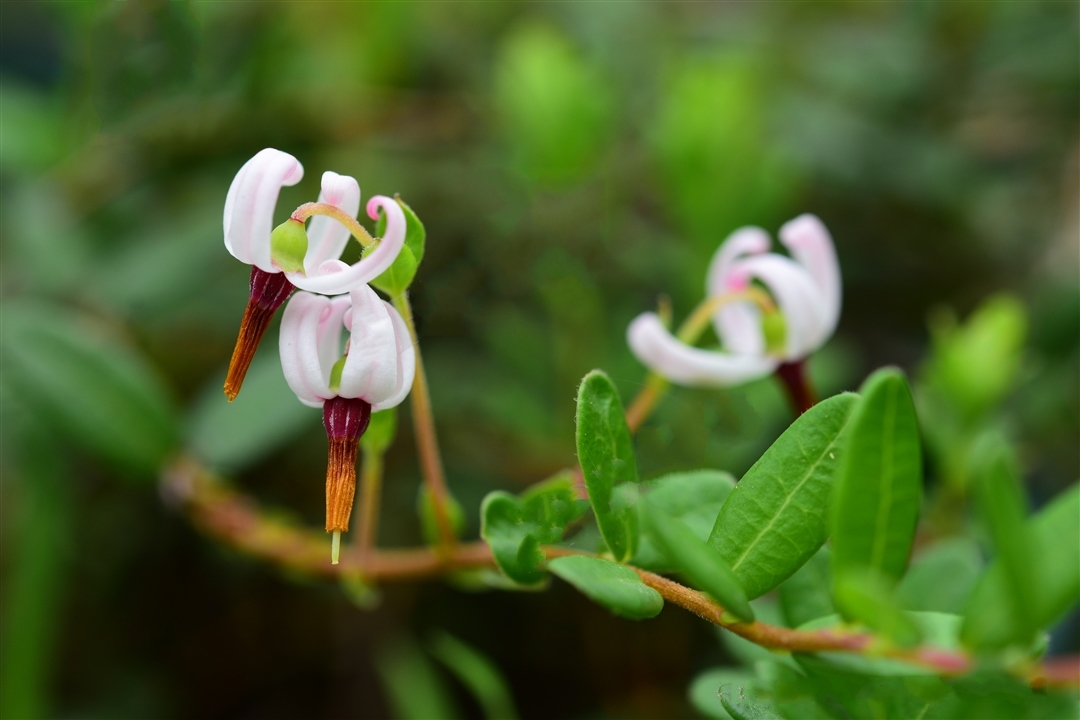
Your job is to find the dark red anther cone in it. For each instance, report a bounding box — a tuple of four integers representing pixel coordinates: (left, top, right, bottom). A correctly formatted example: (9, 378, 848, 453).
(775, 359, 817, 416)
(223, 267, 295, 401)
(323, 396, 372, 533)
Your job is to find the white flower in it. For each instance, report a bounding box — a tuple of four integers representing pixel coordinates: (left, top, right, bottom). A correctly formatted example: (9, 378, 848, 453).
(627, 214, 840, 387)
(278, 286, 415, 411)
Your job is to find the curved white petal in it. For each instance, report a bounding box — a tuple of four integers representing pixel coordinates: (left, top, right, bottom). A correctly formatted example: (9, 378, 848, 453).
(371, 302, 416, 411)
(338, 285, 400, 404)
(287, 195, 406, 295)
(706, 227, 771, 357)
(279, 292, 336, 407)
(224, 149, 304, 273)
(734, 254, 829, 360)
(627, 313, 778, 387)
(779, 214, 841, 338)
(304, 171, 361, 275)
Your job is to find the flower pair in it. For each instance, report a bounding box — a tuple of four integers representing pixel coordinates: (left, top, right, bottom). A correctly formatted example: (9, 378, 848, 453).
(223, 149, 416, 558)
(628, 214, 840, 407)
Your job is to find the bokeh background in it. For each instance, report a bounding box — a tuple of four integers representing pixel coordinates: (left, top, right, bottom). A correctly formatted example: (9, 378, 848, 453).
(1, 1, 1077, 718)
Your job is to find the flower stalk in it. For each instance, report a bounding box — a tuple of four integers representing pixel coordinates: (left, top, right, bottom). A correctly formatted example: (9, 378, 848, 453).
(291, 201, 376, 248)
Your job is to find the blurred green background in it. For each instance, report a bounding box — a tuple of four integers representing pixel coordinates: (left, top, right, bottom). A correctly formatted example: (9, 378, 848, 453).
(1, 1, 1077, 717)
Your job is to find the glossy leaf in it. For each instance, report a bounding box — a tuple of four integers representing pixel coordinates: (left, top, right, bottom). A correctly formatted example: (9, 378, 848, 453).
(480, 473, 585, 585)
(547, 555, 663, 620)
(428, 632, 519, 720)
(709, 393, 857, 598)
(1, 302, 178, 477)
(633, 470, 735, 571)
(896, 538, 982, 614)
(779, 547, 834, 629)
(643, 502, 754, 621)
(188, 351, 313, 472)
(575, 370, 640, 562)
(963, 483, 1079, 649)
(831, 369, 922, 585)
(372, 196, 426, 296)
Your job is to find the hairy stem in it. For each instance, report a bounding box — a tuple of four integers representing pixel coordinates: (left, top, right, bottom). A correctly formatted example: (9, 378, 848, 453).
(391, 292, 457, 554)
(291, 202, 376, 247)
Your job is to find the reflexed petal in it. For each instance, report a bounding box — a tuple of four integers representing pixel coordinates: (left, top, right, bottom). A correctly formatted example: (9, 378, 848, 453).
(287, 196, 406, 295)
(304, 171, 361, 275)
(279, 292, 334, 407)
(224, 149, 304, 273)
(779, 214, 841, 339)
(706, 227, 771, 356)
(735, 254, 828, 360)
(338, 285, 400, 403)
(371, 302, 416, 411)
(705, 226, 771, 298)
(627, 313, 778, 387)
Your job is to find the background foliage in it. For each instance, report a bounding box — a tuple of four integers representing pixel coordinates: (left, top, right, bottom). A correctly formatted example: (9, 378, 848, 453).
(1, 1, 1077, 717)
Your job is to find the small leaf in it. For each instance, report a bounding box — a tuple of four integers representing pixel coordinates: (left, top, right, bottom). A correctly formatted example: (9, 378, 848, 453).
(360, 408, 398, 456)
(831, 369, 922, 586)
(632, 470, 735, 571)
(419, 486, 466, 547)
(1, 302, 178, 477)
(709, 393, 857, 598)
(376, 638, 459, 720)
(547, 555, 663, 620)
(188, 351, 314, 473)
(479, 473, 585, 585)
(643, 502, 754, 622)
(575, 370, 640, 562)
(688, 668, 754, 720)
(779, 547, 834, 629)
(428, 632, 519, 720)
(371, 196, 425, 296)
(895, 538, 982, 614)
(720, 691, 786, 720)
(963, 483, 1079, 649)
(833, 569, 922, 647)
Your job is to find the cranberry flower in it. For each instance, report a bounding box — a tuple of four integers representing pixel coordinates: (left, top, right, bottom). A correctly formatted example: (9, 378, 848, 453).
(222, 148, 406, 401)
(278, 286, 416, 563)
(627, 214, 840, 405)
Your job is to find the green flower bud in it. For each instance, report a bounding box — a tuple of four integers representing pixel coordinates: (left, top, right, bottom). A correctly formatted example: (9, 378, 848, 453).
(763, 310, 787, 355)
(270, 219, 308, 273)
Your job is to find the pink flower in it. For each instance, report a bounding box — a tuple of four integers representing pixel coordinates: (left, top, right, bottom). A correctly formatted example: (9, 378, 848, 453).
(627, 214, 841, 387)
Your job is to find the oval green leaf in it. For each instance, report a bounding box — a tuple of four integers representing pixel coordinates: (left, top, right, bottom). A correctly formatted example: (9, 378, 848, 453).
(643, 502, 754, 622)
(633, 470, 735, 571)
(2, 302, 179, 477)
(831, 369, 922, 586)
(575, 370, 640, 562)
(709, 393, 857, 599)
(547, 555, 663, 620)
(372, 196, 425, 296)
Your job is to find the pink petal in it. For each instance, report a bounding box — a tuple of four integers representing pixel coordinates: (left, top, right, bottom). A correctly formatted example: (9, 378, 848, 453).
(224, 149, 304, 273)
(706, 227, 771, 357)
(371, 301, 416, 411)
(627, 312, 778, 387)
(304, 171, 361, 275)
(279, 292, 334, 407)
(338, 285, 400, 404)
(779, 214, 841, 339)
(287, 195, 407, 295)
(734, 254, 829, 360)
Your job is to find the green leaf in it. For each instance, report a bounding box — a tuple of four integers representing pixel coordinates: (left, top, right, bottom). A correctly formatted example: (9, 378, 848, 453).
(188, 351, 314, 473)
(689, 668, 755, 720)
(831, 369, 922, 586)
(419, 485, 466, 547)
(632, 470, 735, 571)
(548, 555, 663, 620)
(1, 302, 179, 477)
(895, 538, 982, 614)
(428, 632, 519, 720)
(963, 483, 1079, 649)
(371, 196, 426, 296)
(709, 393, 857, 599)
(721, 691, 786, 720)
(966, 438, 1038, 647)
(480, 473, 586, 585)
(779, 547, 834, 629)
(575, 370, 640, 562)
(833, 569, 922, 647)
(376, 638, 459, 720)
(360, 408, 398, 456)
(643, 502, 754, 622)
